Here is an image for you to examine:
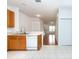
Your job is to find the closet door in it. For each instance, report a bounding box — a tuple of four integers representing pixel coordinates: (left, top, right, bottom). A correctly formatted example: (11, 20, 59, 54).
(58, 19, 72, 45)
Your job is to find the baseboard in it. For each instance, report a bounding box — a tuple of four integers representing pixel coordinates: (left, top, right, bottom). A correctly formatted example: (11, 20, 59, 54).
(7, 49, 27, 51)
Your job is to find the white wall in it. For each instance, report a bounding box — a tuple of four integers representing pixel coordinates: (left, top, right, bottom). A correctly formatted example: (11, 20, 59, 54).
(32, 18, 44, 32)
(19, 12, 32, 32)
(7, 5, 44, 33)
(59, 7, 72, 18)
(58, 18, 72, 45)
(7, 5, 19, 33)
(19, 11, 44, 32)
(19, 12, 44, 49)
(40, 20, 44, 31)
(58, 7, 72, 45)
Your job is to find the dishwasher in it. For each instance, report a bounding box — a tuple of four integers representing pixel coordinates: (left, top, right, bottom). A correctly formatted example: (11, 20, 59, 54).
(26, 35, 37, 50)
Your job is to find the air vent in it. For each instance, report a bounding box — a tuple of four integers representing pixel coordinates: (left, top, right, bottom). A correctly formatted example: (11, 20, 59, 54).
(35, 0, 41, 2)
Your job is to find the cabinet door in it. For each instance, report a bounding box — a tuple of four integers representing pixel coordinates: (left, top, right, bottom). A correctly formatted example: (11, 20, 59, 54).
(38, 35, 42, 50)
(17, 36, 26, 49)
(7, 36, 17, 50)
(7, 9, 14, 27)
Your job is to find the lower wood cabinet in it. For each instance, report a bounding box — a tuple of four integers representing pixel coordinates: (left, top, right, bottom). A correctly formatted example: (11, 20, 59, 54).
(7, 36, 17, 50)
(7, 34, 42, 51)
(7, 35, 26, 51)
(38, 35, 42, 50)
(17, 36, 26, 50)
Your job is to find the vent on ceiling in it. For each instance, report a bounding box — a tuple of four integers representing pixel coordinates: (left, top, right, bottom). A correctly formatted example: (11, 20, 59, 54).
(35, 0, 41, 2)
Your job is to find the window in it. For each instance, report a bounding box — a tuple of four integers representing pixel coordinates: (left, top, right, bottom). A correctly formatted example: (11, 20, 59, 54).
(49, 25, 55, 32)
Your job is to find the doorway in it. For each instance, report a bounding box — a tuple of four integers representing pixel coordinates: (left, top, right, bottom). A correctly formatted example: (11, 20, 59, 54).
(43, 20, 58, 45)
(49, 34, 55, 45)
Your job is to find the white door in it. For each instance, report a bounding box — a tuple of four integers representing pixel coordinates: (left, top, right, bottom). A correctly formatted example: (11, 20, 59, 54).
(58, 19, 72, 45)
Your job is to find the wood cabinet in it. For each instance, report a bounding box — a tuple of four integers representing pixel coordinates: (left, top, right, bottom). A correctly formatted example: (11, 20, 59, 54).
(38, 35, 42, 50)
(7, 35, 17, 50)
(7, 34, 42, 51)
(43, 34, 49, 45)
(7, 9, 14, 27)
(17, 36, 26, 50)
(7, 35, 26, 51)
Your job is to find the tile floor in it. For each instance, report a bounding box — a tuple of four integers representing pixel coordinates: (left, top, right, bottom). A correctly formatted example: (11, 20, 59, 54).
(7, 45, 72, 59)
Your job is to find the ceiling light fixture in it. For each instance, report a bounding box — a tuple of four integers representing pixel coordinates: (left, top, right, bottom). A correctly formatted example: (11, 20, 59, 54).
(36, 14, 41, 17)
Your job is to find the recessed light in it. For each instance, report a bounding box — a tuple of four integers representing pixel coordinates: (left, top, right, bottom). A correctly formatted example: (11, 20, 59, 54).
(36, 14, 41, 17)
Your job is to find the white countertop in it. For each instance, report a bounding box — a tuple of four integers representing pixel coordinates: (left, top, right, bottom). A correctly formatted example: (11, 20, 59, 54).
(7, 32, 43, 36)
(26, 32, 43, 35)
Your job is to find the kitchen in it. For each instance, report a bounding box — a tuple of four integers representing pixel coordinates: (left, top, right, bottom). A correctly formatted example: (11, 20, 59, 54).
(7, 5, 43, 51)
(7, 0, 72, 59)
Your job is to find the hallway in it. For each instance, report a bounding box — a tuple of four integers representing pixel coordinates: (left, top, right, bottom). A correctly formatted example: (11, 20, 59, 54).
(7, 45, 72, 59)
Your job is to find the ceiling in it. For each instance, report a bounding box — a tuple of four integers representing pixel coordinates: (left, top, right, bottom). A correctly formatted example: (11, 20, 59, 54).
(7, 0, 71, 24)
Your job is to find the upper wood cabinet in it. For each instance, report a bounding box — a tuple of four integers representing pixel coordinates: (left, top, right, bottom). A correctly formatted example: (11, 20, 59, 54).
(7, 9, 15, 27)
